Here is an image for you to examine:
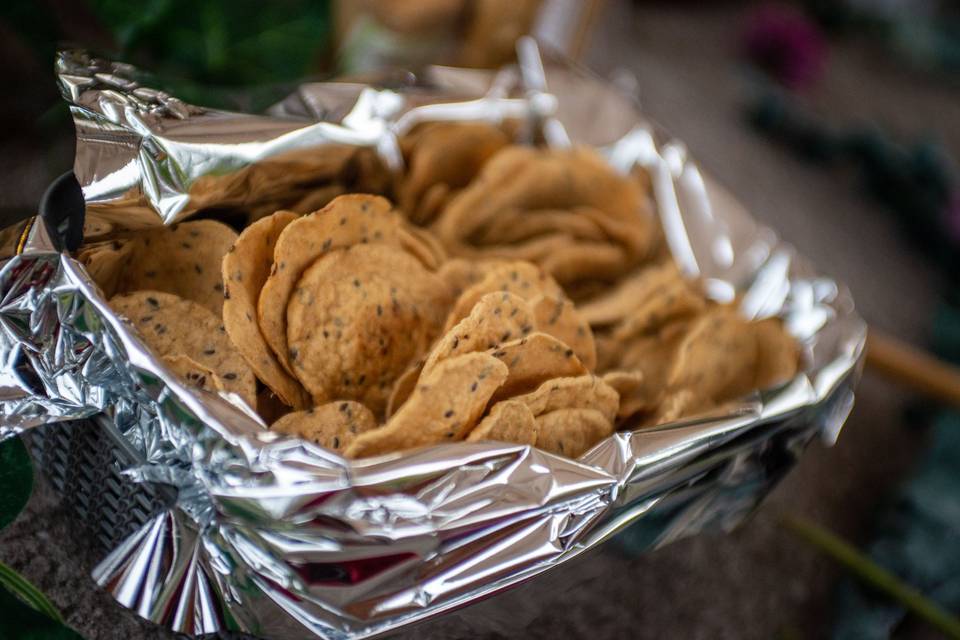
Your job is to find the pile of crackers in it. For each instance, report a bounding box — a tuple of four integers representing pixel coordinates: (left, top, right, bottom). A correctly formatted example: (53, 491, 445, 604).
(78, 122, 799, 460)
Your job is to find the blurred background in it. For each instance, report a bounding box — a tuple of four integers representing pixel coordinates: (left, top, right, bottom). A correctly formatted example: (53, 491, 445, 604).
(1, 1, 959, 639)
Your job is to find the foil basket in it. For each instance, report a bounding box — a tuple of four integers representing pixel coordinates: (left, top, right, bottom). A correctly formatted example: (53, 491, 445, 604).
(0, 45, 865, 639)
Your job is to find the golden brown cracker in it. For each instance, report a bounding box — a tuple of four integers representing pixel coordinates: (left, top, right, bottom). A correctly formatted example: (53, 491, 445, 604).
(400, 122, 510, 224)
(345, 352, 508, 458)
(611, 277, 706, 342)
(538, 241, 630, 285)
(386, 360, 424, 417)
(163, 355, 224, 395)
(435, 147, 652, 250)
(110, 291, 256, 408)
(443, 261, 564, 331)
(289, 184, 346, 215)
(601, 370, 653, 421)
(466, 400, 538, 446)
(285, 244, 450, 415)
(534, 408, 614, 458)
(753, 318, 800, 389)
(436, 258, 496, 299)
(271, 401, 378, 452)
(222, 210, 311, 409)
(116, 220, 237, 316)
(411, 182, 451, 225)
(513, 375, 619, 424)
(423, 291, 536, 377)
(612, 320, 694, 409)
(668, 308, 760, 404)
(578, 261, 683, 327)
(478, 208, 607, 246)
(398, 226, 446, 271)
(77, 240, 134, 298)
(488, 332, 587, 401)
(258, 194, 411, 374)
(530, 295, 597, 371)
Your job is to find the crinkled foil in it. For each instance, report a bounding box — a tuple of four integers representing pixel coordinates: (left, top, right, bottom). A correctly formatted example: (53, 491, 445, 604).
(0, 45, 865, 639)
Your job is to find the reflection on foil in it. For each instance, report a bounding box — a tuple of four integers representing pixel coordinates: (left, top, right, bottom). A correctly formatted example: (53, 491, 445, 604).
(0, 42, 865, 639)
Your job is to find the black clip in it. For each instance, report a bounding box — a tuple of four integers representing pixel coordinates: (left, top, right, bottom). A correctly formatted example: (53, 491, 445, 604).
(39, 171, 85, 253)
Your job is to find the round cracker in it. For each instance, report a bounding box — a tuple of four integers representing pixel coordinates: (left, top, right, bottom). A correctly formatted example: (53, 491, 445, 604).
(258, 195, 426, 376)
(271, 401, 378, 452)
(222, 210, 311, 409)
(110, 291, 256, 408)
(116, 220, 237, 316)
(285, 244, 450, 415)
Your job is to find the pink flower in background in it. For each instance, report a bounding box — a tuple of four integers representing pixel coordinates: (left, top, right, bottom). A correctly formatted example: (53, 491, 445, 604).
(742, 4, 827, 90)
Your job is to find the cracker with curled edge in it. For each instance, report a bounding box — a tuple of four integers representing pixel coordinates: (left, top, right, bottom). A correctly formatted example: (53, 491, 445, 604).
(434, 147, 654, 254)
(345, 352, 508, 458)
(110, 291, 256, 408)
(513, 375, 619, 425)
(602, 370, 650, 421)
(222, 210, 311, 409)
(477, 208, 608, 245)
(535, 408, 614, 458)
(115, 220, 237, 316)
(286, 244, 450, 415)
(488, 332, 587, 401)
(271, 400, 378, 452)
(579, 261, 683, 327)
(400, 122, 510, 225)
(466, 399, 538, 446)
(258, 195, 432, 375)
(611, 277, 706, 342)
(443, 261, 565, 331)
(530, 295, 597, 371)
(389, 293, 588, 415)
(423, 291, 537, 377)
(538, 241, 630, 285)
(77, 240, 134, 298)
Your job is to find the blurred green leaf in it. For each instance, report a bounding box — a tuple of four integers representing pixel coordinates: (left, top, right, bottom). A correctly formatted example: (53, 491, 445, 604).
(0, 579, 80, 639)
(0, 437, 32, 531)
(0, 562, 62, 623)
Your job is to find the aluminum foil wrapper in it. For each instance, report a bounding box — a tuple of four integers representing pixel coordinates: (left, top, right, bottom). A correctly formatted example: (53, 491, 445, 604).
(0, 45, 865, 639)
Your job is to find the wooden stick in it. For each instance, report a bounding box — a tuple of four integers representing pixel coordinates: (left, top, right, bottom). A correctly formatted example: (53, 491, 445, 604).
(865, 328, 960, 409)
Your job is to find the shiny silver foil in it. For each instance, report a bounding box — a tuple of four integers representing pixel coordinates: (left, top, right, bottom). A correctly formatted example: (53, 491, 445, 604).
(0, 44, 865, 639)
